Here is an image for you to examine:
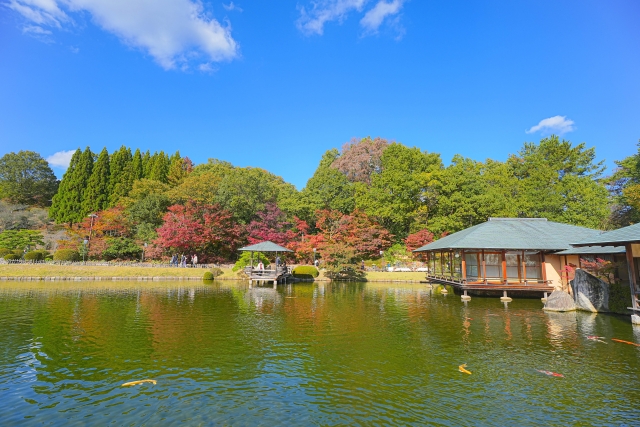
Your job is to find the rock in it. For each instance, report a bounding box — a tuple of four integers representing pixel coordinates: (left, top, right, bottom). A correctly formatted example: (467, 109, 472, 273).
(570, 269, 609, 313)
(543, 290, 576, 312)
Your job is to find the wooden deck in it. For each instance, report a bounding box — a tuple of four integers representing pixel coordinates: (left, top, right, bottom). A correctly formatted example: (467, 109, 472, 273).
(426, 275, 555, 293)
(244, 266, 292, 284)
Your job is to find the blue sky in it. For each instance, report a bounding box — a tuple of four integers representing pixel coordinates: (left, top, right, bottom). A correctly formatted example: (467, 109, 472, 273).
(1, 0, 638, 189)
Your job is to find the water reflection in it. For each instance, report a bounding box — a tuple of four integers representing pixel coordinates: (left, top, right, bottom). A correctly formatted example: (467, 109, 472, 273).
(0, 281, 638, 426)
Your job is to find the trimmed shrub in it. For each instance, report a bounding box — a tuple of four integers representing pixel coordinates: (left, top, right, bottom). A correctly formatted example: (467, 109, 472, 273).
(44, 254, 53, 261)
(203, 271, 214, 281)
(12, 249, 23, 256)
(4, 254, 21, 261)
(0, 248, 11, 257)
(292, 265, 319, 279)
(54, 249, 80, 262)
(24, 251, 44, 261)
(210, 267, 224, 278)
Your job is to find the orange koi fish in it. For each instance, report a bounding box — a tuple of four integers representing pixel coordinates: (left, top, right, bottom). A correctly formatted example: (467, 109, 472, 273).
(122, 379, 157, 387)
(458, 364, 472, 374)
(536, 370, 564, 378)
(612, 338, 640, 347)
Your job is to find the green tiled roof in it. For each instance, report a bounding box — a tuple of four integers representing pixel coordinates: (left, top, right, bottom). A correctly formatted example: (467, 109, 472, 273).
(571, 222, 640, 246)
(239, 241, 293, 252)
(413, 218, 604, 252)
(555, 246, 625, 255)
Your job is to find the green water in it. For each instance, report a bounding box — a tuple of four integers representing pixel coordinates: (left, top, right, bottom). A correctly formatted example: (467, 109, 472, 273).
(1, 281, 639, 426)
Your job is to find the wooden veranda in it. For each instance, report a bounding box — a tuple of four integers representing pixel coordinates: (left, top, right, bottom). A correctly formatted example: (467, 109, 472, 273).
(238, 241, 293, 286)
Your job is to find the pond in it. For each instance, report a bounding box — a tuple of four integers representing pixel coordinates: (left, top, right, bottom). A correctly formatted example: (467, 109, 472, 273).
(0, 281, 639, 426)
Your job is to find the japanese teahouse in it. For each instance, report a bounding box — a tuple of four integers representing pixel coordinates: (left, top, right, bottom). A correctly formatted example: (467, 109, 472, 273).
(571, 222, 640, 324)
(413, 218, 622, 296)
(238, 241, 293, 286)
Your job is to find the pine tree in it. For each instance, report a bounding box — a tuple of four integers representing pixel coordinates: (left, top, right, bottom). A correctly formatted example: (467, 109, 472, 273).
(131, 148, 144, 181)
(142, 150, 151, 178)
(50, 147, 93, 226)
(149, 151, 169, 183)
(83, 147, 110, 213)
(109, 146, 133, 206)
(167, 151, 190, 186)
(49, 148, 82, 224)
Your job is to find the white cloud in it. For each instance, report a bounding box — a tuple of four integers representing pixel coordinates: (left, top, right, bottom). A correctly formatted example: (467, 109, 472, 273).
(7, 0, 239, 70)
(222, 1, 242, 12)
(360, 0, 404, 33)
(46, 150, 76, 169)
(526, 115, 576, 135)
(296, 0, 368, 35)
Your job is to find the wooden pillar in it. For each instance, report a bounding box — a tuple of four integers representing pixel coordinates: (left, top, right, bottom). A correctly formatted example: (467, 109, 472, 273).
(522, 250, 527, 284)
(481, 250, 487, 284)
(540, 252, 547, 284)
(625, 243, 639, 311)
(461, 250, 467, 283)
(501, 250, 507, 284)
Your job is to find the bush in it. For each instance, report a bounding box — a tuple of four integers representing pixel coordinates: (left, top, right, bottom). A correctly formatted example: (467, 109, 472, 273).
(24, 251, 44, 261)
(203, 271, 214, 281)
(54, 249, 80, 261)
(292, 265, 319, 279)
(102, 237, 142, 261)
(44, 254, 53, 261)
(12, 249, 23, 256)
(0, 248, 11, 257)
(210, 267, 224, 278)
(4, 254, 21, 260)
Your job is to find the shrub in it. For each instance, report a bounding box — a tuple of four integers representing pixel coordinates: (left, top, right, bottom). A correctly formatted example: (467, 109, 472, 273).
(4, 254, 21, 260)
(54, 249, 80, 262)
(203, 271, 214, 281)
(0, 248, 11, 257)
(12, 249, 23, 256)
(232, 251, 270, 272)
(24, 251, 44, 261)
(44, 254, 53, 261)
(292, 265, 319, 279)
(102, 237, 142, 261)
(210, 267, 224, 278)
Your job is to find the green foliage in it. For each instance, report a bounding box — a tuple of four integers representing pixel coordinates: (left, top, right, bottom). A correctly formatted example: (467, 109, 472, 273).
(148, 151, 170, 183)
(383, 243, 410, 265)
(322, 242, 366, 281)
(83, 147, 111, 214)
(232, 251, 270, 272)
(0, 248, 10, 257)
(203, 271, 214, 280)
(108, 146, 134, 206)
(128, 193, 171, 227)
(131, 149, 144, 181)
(0, 229, 44, 250)
(50, 147, 93, 226)
(210, 267, 224, 277)
(608, 281, 632, 315)
(24, 250, 45, 261)
(102, 237, 142, 260)
(0, 150, 58, 206)
(53, 249, 80, 261)
(4, 253, 21, 260)
(292, 265, 319, 279)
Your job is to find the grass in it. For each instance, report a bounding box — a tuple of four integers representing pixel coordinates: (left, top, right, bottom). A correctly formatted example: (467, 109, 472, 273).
(0, 264, 427, 282)
(0, 264, 235, 278)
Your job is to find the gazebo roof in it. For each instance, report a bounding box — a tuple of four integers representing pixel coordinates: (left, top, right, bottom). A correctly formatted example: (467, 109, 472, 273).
(238, 241, 293, 252)
(555, 245, 625, 255)
(571, 222, 640, 247)
(413, 218, 605, 252)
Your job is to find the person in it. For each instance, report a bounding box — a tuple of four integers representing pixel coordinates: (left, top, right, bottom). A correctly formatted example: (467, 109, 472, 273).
(192, 254, 198, 267)
(171, 254, 177, 267)
(257, 261, 264, 270)
(314, 259, 319, 268)
(276, 256, 281, 269)
(361, 260, 365, 271)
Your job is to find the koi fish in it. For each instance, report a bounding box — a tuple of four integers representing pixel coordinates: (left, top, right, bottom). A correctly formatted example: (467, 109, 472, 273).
(122, 379, 157, 387)
(536, 370, 564, 378)
(586, 335, 607, 343)
(612, 338, 640, 347)
(458, 364, 472, 374)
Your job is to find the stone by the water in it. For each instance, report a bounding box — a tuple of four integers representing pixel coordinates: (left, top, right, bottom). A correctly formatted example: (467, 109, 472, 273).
(571, 269, 608, 313)
(543, 290, 576, 312)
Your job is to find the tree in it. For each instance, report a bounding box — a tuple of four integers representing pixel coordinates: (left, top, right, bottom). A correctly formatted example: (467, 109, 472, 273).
(127, 193, 171, 228)
(131, 148, 144, 181)
(108, 146, 133, 206)
(0, 229, 44, 250)
(82, 147, 110, 214)
(167, 153, 193, 187)
(165, 172, 220, 205)
(50, 147, 93, 226)
(404, 229, 435, 252)
(148, 151, 170, 183)
(607, 142, 640, 227)
(0, 151, 58, 206)
(155, 202, 245, 262)
(246, 203, 298, 246)
(331, 136, 389, 184)
(356, 143, 442, 238)
(102, 237, 142, 260)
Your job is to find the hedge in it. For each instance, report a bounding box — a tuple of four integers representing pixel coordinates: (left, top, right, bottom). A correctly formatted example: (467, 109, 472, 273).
(203, 271, 214, 281)
(292, 265, 319, 279)
(4, 254, 21, 261)
(0, 248, 11, 257)
(24, 251, 44, 261)
(53, 249, 80, 262)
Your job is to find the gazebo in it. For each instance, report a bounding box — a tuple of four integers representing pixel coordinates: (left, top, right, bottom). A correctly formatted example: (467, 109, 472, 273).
(238, 241, 293, 286)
